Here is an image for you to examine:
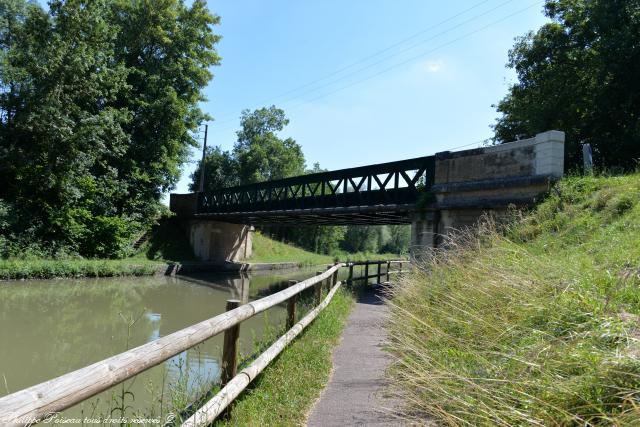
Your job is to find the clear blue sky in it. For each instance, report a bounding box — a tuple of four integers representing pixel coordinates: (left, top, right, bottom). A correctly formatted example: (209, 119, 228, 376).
(173, 0, 549, 195)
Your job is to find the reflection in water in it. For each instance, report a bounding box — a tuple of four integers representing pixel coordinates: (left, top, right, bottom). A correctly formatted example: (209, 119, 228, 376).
(0, 267, 328, 418)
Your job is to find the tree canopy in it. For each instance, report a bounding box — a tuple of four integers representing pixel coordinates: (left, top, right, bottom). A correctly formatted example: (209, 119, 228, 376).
(190, 106, 305, 191)
(493, 0, 640, 170)
(0, 0, 220, 258)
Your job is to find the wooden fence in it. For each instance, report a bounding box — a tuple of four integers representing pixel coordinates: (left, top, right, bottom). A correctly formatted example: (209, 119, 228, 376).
(0, 260, 409, 426)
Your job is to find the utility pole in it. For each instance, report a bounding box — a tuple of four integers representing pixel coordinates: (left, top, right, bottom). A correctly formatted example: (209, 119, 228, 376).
(198, 124, 209, 192)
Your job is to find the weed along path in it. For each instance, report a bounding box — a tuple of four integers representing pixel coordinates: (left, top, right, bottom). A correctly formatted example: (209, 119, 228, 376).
(307, 286, 406, 426)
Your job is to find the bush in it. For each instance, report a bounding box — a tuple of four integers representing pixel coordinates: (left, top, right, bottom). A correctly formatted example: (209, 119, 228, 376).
(82, 216, 137, 259)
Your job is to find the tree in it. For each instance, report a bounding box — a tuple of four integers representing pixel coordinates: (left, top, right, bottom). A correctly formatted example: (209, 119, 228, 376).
(342, 226, 380, 253)
(0, 0, 221, 257)
(233, 106, 305, 183)
(0, 0, 131, 254)
(189, 146, 239, 192)
(493, 0, 640, 170)
(190, 106, 304, 190)
(110, 0, 221, 217)
(381, 225, 410, 254)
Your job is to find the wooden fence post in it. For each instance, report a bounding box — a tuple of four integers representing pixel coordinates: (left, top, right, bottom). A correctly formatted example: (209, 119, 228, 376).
(332, 262, 339, 287)
(364, 262, 369, 285)
(287, 280, 297, 330)
(325, 265, 333, 293)
(386, 260, 391, 282)
(376, 261, 382, 285)
(348, 263, 353, 286)
(221, 300, 241, 386)
(315, 271, 323, 305)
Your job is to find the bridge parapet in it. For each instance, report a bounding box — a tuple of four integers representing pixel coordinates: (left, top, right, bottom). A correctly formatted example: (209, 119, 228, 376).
(195, 155, 436, 225)
(411, 130, 565, 248)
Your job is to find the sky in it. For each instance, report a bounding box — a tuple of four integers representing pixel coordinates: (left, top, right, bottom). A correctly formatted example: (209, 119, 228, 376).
(172, 0, 550, 197)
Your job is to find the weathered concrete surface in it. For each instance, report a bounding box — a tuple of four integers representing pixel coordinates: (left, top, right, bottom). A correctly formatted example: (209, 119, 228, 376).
(411, 130, 565, 251)
(188, 220, 252, 262)
(307, 287, 408, 427)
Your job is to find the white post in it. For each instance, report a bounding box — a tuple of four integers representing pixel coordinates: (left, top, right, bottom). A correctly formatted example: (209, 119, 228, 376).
(534, 130, 565, 178)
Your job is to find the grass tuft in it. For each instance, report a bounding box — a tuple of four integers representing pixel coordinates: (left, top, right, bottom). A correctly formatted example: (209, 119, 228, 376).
(387, 173, 640, 425)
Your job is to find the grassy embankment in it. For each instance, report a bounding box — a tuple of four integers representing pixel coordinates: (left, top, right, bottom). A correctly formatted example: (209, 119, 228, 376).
(0, 224, 403, 280)
(0, 257, 162, 281)
(388, 173, 640, 425)
(249, 231, 402, 265)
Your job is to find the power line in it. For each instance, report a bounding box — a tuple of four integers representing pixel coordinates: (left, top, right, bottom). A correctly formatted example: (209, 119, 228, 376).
(291, 1, 542, 107)
(210, 0, 520, 126)
(207, 1, 543, 137)
(209, 0, 495, 123)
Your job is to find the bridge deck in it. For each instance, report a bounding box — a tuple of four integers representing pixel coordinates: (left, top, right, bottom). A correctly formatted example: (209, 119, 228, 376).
(195, 203, 421, 225)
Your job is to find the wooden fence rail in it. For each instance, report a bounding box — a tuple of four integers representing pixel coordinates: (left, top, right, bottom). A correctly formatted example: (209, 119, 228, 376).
(182, 281, 344, 427)
(0, 259, 408, 426)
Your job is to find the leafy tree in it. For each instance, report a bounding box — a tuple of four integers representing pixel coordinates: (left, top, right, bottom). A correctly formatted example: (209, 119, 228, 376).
(233, 106, 305, 183)
(342, 225, 380, 253)
(0, 0, 220, 257)
(110, 0, 221, 217)
(381, 225, 410, 254)
(0, 0, 131, 254)
(493, 0, 640, 170)
(189, 146, 239, 192)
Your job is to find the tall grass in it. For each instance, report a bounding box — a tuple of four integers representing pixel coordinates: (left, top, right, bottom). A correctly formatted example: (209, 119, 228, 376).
(386, 174, 640, 426)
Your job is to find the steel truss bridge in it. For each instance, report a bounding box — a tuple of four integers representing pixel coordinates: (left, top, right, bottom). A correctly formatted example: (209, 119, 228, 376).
(196, 156, 436, 225)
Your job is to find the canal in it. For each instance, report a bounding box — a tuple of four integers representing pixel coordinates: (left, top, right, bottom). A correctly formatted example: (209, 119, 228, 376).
(0, 267, 336, 420)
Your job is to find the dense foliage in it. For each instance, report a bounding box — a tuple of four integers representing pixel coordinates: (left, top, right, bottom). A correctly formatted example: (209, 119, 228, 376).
(0, 0, 220, 258)
(494, 0, 640, 170)
(190, 106, 411, 256)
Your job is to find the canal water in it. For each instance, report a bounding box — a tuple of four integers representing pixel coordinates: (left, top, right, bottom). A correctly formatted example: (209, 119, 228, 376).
(0, 267, 336, 421)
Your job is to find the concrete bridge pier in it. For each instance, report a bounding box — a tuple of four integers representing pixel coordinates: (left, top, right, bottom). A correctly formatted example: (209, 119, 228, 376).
(170, 193, 253, 262)
(410, 130, 565, 254)
(188, 219, 252, 262)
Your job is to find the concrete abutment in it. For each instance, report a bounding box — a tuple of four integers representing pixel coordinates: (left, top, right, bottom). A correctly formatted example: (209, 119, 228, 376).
(410, 130, 565, 253)
(170, 193, 253, 262)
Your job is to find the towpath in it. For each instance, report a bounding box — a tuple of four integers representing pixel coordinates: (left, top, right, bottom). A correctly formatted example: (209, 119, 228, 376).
(307, 286, 405, 426)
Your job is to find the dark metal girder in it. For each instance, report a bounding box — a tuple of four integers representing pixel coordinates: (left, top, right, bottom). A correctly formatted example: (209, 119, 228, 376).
(197, 155, 436, 222)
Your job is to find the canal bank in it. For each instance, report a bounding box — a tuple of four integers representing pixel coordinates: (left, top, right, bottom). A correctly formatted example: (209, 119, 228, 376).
(0, 267, 341, 420)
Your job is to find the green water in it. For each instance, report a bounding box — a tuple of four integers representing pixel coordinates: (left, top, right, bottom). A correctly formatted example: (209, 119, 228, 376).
(0, 268, 330, 421)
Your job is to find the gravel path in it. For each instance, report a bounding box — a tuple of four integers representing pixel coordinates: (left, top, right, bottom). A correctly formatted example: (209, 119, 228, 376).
(306, 286, 406, 426)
